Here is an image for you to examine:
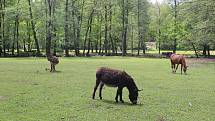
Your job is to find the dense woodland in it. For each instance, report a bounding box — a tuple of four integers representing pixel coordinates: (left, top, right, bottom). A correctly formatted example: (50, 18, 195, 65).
(0, 0, 214, 57)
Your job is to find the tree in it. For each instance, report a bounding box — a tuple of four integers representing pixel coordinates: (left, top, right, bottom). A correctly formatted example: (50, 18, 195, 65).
(28, 0, 40, 56)
(137, 0, 149, 55)
(0, 0, 2, 56)
(156, 0, 161, 54)
(45, 0, 56, 56)
(64, 0, 69, 57)
(83, 0, 97, 56)
(1, 0, 5, 56)
(121, 0, 129, 56)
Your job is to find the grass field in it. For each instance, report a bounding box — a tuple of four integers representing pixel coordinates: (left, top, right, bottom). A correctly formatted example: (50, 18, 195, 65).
(0, 57, 215, 121)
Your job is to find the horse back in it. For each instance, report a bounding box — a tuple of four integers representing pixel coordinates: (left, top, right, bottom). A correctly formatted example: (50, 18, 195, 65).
(96, 67, 129, 87)
(170, 54, 185, 64)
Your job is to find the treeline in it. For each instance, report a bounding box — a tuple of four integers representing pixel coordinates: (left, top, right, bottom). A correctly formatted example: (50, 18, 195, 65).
(0, 0, 214, 57)
(149, 0, 215, 57)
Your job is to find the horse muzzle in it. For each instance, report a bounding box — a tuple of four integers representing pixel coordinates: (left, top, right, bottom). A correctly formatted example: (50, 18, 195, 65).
(132, 100, 137, 104)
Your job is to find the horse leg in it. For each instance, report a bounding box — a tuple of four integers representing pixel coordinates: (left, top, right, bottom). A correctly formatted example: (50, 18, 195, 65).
(173, 64, 176, 73)
(115, 88, 120, 103)
(181, 64, 183, 74)
(99, 82, 104, 100)
(118, 87, 124, 103)
(92, 78, 100, 99)
(50, 63, 53, 72)
(175, 64, 179, 73)
(171, 61, 174, 73)
(171, 64, 174, 73)
(53, 64, 56, 72)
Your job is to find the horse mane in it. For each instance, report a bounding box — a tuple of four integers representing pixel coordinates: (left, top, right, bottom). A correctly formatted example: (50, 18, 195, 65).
(181, 56, 187, 67)
(122, 72, 138, 92)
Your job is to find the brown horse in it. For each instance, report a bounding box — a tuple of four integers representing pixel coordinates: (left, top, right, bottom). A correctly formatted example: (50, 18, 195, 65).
(46, 55, 59, 72)
(92, 67, 141, 104)
(170, 54, 188, 74)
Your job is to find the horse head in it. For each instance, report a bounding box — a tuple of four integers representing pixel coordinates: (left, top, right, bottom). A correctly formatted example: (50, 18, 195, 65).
(128, 88, 143, 104)
(126, 76, 143, 104)
(183, 65, 188, 74)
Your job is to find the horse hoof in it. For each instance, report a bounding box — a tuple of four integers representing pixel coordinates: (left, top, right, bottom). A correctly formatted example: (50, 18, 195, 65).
(100, 97, 102, 100)
(121, 100, 124, 103)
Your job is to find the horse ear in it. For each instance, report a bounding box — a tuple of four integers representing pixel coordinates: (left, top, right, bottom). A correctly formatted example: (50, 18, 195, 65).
(138, 89, 143, 92)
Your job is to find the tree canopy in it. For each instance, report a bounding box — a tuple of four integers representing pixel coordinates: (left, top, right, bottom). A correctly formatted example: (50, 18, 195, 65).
(0, 0, 214, 57)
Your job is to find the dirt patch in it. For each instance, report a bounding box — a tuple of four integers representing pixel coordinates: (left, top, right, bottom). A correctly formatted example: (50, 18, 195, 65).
(187, 58, 215, 66)
(0, 96, 7, 101)
(186, 58, 215, 68)
(187, 58, 215, 63)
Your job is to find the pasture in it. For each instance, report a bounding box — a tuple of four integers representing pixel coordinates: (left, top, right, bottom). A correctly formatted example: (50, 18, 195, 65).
(0, 57, 214, 121)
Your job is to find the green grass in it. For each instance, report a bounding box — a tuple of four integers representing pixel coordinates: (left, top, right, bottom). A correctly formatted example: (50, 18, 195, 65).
(0, 57, 215, 121)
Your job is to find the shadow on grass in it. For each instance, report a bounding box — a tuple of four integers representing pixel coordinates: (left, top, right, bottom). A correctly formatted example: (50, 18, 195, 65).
(95, 99, 143, 106)
(172, 72, 190, 75)
(44, 70, 62, 73)
(53, 70, 62, 73)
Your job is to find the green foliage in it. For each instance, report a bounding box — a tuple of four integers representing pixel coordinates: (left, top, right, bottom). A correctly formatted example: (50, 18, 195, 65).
(0, 0, 214, 56)
(149, 0, 215, 52)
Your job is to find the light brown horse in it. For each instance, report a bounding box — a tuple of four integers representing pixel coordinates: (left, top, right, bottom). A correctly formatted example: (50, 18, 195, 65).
(170, 54, 188, 74)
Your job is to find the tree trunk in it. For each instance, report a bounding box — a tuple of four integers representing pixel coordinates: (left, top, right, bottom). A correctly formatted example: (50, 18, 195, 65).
(137, 41, 140, 56)
(95, 15, 100, 53)
(104, 5, 108, 55)
(83, 6, 95, 55)
(12, 20, 16, 56)
(87, 15, 93, 56)
(0, 0, 2, 56)
(28, 0, 40, 56)
(156, 0, 161, 55)
(27, 21, 31, 52)
(173, 0, 177, 54)
(76, 0, 85, 56)
(71, 0, 77, 56)
(46, 0, 53, 56)
(109, 2, 114, 54)
(91, 42, 93, 53)
(191, 41, 198, 58)
(121, 0, 128, 56)
(203, 44, 206, 57)
(99, 14, 102, 55)
(52, 1, 57, 56)
(207, 45, 210, 57)
(137, 0, 141, 56)
(23, 39, 26, 52)
(16, 15, 19, 56)
(15, 0, 21, 56)
(131, 25, 134, 55)
(64, 0, 69, 56)
(2, 0, 5, 56)
(141, 41, 145, 54)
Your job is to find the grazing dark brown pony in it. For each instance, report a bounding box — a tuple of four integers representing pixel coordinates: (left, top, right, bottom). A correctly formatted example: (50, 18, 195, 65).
(46, 55, 59, 72)
(170, 54, 188, 74)
(92, 67, 142, 104)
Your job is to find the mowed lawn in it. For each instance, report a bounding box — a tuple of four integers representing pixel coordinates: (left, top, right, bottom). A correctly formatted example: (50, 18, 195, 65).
(0, 57, 214, 121)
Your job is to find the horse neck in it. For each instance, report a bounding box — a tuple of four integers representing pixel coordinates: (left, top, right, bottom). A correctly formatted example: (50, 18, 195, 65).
(126, 79, 137, 93)
(182, 58, 187, 67)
